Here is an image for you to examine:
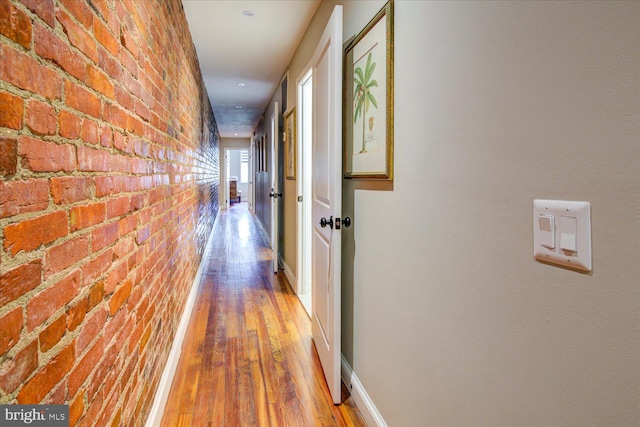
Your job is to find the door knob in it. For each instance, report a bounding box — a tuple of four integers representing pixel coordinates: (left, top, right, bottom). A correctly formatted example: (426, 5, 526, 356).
(319, 216, 334, 229)
(343, 217, 351, 228)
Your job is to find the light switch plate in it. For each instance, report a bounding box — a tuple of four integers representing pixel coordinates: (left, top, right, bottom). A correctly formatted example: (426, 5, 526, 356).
(533, 200, 591, 272)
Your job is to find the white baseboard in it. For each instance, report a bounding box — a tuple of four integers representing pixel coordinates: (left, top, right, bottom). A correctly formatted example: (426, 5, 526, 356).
(145, 212, 220, 427)
(341, 355, 388, 427)
(280, 256, 297, 291)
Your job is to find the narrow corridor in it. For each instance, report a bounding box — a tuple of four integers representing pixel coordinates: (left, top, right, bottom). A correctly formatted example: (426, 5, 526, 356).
(160, 203, 365, 426)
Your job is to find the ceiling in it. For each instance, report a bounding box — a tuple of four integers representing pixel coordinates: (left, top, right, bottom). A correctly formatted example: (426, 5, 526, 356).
(182, 0, 321, 138)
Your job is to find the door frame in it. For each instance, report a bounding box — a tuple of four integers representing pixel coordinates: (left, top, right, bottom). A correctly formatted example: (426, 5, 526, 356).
(270, 102, 280, 273)
(296, 68, 313, 303)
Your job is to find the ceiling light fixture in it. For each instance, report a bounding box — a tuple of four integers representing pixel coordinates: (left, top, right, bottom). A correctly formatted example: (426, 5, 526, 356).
(238, 83, 246, 87)
(235, 106, 243, 109)
(242, 10, 254, 17)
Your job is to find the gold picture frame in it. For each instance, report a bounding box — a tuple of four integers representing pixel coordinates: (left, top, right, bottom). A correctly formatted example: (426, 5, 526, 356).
(344, 0, 394, 180)
(284, 108, 296, 179)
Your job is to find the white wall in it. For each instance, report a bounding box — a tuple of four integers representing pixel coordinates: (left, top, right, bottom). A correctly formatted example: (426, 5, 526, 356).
(340, 1, 639, 426)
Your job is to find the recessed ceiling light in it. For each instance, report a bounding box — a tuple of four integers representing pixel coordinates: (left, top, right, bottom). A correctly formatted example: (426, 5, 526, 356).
(238, 83, 246, 87)
(242, 10, 254, 17)
(234, 133, 238, 136)
(235, 106, 243, 109)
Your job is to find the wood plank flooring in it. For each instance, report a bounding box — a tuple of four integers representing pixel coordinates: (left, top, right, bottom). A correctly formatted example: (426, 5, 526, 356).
(161, 203, 366, 426)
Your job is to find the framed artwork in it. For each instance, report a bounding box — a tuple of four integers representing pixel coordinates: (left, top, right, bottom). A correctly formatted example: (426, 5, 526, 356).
(344, 0, 394, 180)
(284, 108, 296, 179)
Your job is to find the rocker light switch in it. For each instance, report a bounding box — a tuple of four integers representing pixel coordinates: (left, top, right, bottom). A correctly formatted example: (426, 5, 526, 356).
(533, 200, 591, 272)
(539, 214, 555, 249)
(560, 216, 577, 252)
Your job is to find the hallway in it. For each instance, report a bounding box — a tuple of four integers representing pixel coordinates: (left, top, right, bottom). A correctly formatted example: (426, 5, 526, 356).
(160, 203, 365, 426)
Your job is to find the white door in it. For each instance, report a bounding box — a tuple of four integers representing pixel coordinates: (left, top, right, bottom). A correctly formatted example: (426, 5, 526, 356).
(311, 5, 342, 404)
(270, 103, 280, 273)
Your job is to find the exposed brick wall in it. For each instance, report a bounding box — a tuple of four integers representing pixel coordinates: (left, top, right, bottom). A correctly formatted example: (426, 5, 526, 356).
(0, 0, 220, 425)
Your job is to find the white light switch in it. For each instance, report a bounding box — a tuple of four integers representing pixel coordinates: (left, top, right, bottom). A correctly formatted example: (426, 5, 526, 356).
(539, 214, 555, 249)
(560, 216, 577, 252)
(533, 200, 591, 272)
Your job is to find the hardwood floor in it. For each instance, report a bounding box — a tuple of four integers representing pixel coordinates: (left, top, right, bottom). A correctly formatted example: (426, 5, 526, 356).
(161, 203, 366, 426)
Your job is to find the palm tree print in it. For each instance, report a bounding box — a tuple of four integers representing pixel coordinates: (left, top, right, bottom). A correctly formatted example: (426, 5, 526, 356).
(353, 52, 378, 153)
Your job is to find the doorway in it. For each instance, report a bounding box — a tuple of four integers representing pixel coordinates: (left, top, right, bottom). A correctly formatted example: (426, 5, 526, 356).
(296, 69, 313, 316)
(223, 147, 250, 210)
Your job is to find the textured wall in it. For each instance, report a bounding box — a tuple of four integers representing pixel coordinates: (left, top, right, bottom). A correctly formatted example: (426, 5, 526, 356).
(0, 0, 219, 425)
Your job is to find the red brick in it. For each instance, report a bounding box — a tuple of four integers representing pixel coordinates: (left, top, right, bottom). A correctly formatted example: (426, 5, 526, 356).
(109, 279, 131, 315)
(113, 235, 134, 260)
(134, 99, 150, 123)
(20, 0, 55, 28)
(77, 389, 103, 427)
(87, 64, 114, 99)
(120, 26, 138, 59)
(69, 391, 84, 425)
(25, 99, 57, 135)
(82, 249, 112, 287)
(87, 281, 104, 311)
(100, 125, 113, 148)
(0, 0, 32, 49)
(84, 343, 114, 402)
(0, 179, 49, 219)
(66, 297, 88, 332)
(0, 91, 24, 129)
(0, 307, 23, 355)
(0, 44, 62, 100)
(77, 146, 110, 172)
(136, 225, 150, 244)
(95, 176, 116, 197)
(69, 335, 104, 397)
(105, 261, 127, 294)
(104, 102, 127, 130)
(0, 340, 38, 394)
(0, 137, 17, 176)
(94, 17, 118, 56)
(65, 80, 101, 119)
(44, 236, 90, 279)
(57, 10, 97, 64)
(0, 260, 41, 308)
(81, 117, 99, 144)
(111, 153, 130, 173)
(92, 222, 119, 252)
(58, 110, 81, 139)
(76, 308, 106, 354)
(17, 340, 75, 403)
(19, 136, 75, 172)
(98, 45, 123, 82)
(59, 0, 93, 29)
(115, 85, 133, 111)
(139, 325, 152, 354)
(107, 196, 130, 219)
(45, 378, 67, 404)
(38, 314, 66, 352)
(4, 211, 68, 255)
(34, 23, 87, 82)
(27, 270, 80, 331)
(51, 176, 92, 205)
(70, 202, 106, 231)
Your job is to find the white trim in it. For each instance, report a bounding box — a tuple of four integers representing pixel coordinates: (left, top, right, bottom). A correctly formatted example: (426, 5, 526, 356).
(280, 256, 296, 291)
(341, 355, 388, 427)
(145, 211, 220, 427)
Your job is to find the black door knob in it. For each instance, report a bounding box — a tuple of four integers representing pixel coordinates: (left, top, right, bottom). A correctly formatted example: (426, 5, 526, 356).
(319, 216, 334, 229)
